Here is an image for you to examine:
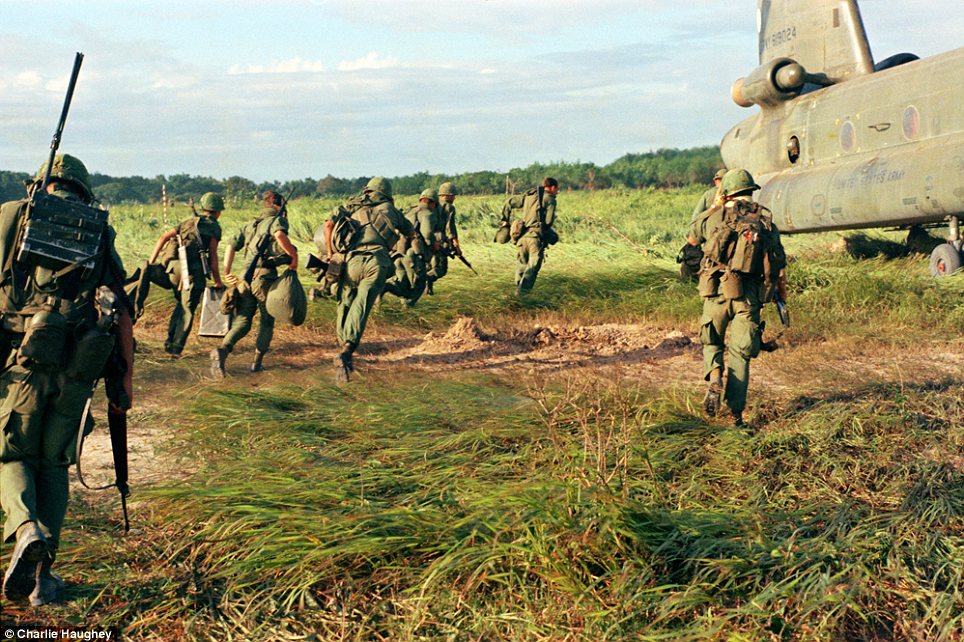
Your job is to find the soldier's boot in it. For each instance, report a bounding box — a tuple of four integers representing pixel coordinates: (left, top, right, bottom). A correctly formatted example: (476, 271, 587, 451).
(702, 378, 722, 417)
(2, 521, 47, 602)
(730, 409, 746, 428)
(250, 350, 266, 373)
(210, 347, 228, 379)
(425, 280, 434, 296)
(29, 552, 64, 606)
(334, 342, 355, 383)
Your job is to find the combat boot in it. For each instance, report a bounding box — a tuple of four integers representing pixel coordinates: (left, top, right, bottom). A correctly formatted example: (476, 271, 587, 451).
(2, 521, 47, 602)
(703, 378, 722, 417)
(250, 350, 266, 373)
(210, 347, 228, 379)
(29, 553, 64, 606)
(730, 409, 746, 427)
(334, 342, 355, 383)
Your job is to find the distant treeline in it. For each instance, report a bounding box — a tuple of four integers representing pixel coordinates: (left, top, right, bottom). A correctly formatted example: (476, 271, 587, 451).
(1, 146, 721, 205)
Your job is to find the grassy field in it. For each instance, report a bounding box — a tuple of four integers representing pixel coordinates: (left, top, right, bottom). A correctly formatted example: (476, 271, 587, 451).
(3, 188, 962, 641)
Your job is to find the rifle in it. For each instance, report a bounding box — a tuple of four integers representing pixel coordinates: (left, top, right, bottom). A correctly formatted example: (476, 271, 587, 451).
(444, 244, 478, 275)
(774, 295, 791, 328)
(39, 52, 83, 193)
(242, 187, 296, 285)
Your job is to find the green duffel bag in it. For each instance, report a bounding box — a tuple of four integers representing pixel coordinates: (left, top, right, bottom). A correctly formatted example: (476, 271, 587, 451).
(265, 268, 307, 326)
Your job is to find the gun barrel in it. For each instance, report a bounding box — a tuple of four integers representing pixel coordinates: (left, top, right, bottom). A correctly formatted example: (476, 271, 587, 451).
(41, 52, 84, 191)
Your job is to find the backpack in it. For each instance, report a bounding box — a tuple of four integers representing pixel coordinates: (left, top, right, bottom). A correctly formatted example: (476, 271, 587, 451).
(703, 201, 773, 278)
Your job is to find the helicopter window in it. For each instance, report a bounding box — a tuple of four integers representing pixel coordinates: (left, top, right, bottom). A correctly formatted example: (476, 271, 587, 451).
(902, 105, 920, 140)
(787, 136, 800, 164)
(840, 121, 856, 152)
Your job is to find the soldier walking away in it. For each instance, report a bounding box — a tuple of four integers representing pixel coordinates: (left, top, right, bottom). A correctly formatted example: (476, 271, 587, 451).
(690, 169, 788, 427)
(678, 169, 726, 282)
(502, 177, 559, 296)
(211, 190, 298, 377)
(385, 188, 436, 307)
(323, 177, 412, 382)
(0, 155, 134, 605)
(136, 192, 224, 355)
(438, 181, 461, 260)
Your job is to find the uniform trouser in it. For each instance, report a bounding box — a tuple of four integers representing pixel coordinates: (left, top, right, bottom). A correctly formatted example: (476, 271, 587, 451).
(0, 361, 93, 551)
(396, 250, 427, 304)
(166, 283, 205, 354)
(220, 289, 274, 354)
(699, 283, 763, 413)
(337, 250, 392, 346)
(133, 262, 173, 318)
(515, 236, 545, 293)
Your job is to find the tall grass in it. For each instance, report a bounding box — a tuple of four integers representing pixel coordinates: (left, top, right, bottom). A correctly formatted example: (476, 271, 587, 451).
(32, 373, 962, 640)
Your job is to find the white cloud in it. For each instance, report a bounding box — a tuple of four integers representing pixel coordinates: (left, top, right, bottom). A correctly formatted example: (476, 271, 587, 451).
(337, 52, 399, 72)
(14, 71, 43, 90)
(228, 57, 325, 75)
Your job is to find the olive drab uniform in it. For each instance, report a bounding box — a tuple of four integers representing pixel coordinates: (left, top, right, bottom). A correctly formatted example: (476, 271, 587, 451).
(426, 201, 451, 286)
(135, 215, 221, 354)
(219, 208, 290, 355)
(503, 186, 557, 294)
(0, 190, 127, 557)
(331, 193, 412, 347)
(386, 203, 435, 306)
(690, 197, 787, 416)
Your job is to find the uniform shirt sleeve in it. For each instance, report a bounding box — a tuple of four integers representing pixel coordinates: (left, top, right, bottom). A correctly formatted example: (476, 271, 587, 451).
(101, 225, 127, 287)
(768, 225, 787, 273)
(229, 225, 247, 252)
(501, 194, 524, 219)
(417, 208, 434, 240)
(443, 203, 458, 240)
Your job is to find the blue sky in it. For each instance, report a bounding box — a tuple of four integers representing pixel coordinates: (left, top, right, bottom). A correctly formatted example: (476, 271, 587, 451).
(1, 0, 961, 182)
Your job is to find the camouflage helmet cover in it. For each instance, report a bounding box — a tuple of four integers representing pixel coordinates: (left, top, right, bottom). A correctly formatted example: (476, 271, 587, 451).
(199, 192, 225, 212)
(720, 168, 760, 197)
(365, 176, 393, 199)
(713, 168, 727, 181)
(438, 181, 458, 196)
(419, 188, 438, 202)
(36, 153, 93, 201)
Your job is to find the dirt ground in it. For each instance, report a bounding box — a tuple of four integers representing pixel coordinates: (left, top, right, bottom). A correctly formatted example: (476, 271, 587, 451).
(76, 315, 964, 495)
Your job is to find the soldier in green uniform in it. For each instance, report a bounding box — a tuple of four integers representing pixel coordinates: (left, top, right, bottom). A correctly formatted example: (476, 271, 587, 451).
(136, 192, 224, 355)
(678, 169, 726, 282)
(0, 155, 134, 605)
(690, 169, 787, 426)
(502, 177, 559, 296)
(438, 181, 461, 258)
(211, 190, 298, 377)
(323, 177, 412, 382)
(385, 188, 436, 307)
(691, 168, 726, 222)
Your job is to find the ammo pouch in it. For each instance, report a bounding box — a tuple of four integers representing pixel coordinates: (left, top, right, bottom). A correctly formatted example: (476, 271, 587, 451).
(720, 269, 744, 300)
(509, 219, 526, 242)
(65, 327, 115, 382)
(17, 306, 67, 367)
(355, 206, 400, 249)
(324, 253, 345, 285)
(698, 269, 720, 297)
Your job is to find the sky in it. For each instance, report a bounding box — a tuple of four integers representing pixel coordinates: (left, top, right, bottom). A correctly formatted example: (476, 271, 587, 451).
(1, 0, 961, 182)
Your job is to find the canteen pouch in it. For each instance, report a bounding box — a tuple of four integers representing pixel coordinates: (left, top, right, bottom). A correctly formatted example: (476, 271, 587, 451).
(698, 270, 720, 297)
(17, 306, 68, 367)
(65, 328, 115, 382)
(494, 223, 511, 244)
(720, 270, 744, 300)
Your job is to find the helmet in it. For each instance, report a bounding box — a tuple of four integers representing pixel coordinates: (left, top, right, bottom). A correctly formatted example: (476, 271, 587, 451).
(419, 188, 438, 202)
(35, 153, 93, 202)
(364, 177, 393, 199)
(713, 168, 727, 181)
(720, 168, 760, 197)
(438, 182, 458, 196)
(199, 192, 225, 212)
